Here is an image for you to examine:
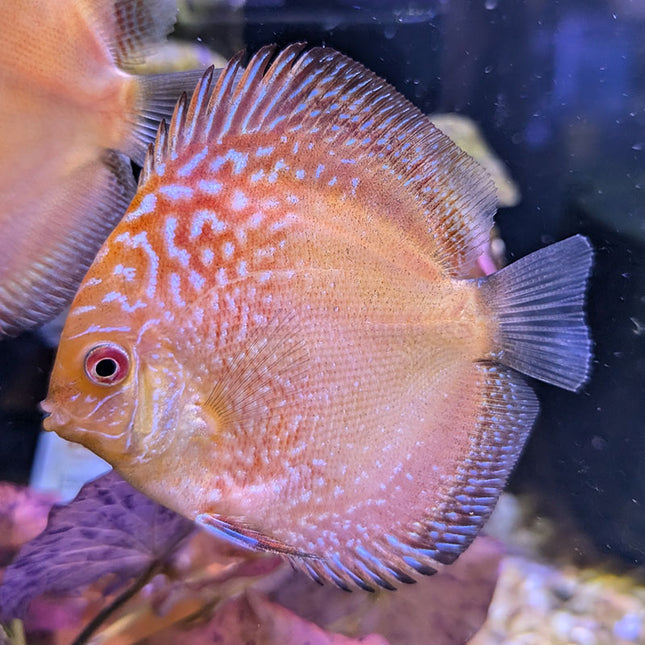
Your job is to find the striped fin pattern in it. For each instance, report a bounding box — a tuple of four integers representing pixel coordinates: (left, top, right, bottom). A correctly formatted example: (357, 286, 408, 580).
(141, 44, 497, 277)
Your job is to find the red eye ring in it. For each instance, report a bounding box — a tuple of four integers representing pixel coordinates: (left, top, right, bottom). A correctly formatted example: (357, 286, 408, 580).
(84, 343, 130, 386)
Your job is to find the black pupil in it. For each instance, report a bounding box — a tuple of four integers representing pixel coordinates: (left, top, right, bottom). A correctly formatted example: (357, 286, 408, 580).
(95, 357, 118, 378)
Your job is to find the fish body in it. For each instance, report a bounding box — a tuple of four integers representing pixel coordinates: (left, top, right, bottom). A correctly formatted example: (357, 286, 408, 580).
(43, 45, 593, 591)
(0, 0, 209, 336)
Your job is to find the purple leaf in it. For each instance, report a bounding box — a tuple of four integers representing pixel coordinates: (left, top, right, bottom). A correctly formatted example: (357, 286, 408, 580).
(0, 483, 58, 567)
(148, 591, 389, 645)
(0, 471, 194, 621)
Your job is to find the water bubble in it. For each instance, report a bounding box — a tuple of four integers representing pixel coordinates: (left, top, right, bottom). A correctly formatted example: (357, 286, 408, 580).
(591, 435, 608, 450)
(384, 24, 398, 39)
(394, 7, 436, 23)
(485, 0, 498, 9)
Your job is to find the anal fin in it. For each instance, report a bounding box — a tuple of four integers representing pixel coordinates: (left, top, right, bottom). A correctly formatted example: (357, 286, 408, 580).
(271, 364, 538, 592)
(422, 362, 538, 564)
(373, 362, 537, 573)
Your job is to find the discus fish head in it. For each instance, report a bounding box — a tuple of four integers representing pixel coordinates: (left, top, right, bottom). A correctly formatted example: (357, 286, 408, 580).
(42, 325, 190, 466)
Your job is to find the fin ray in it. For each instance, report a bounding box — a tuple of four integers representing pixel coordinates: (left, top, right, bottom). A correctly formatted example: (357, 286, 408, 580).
(284, 363, 536, 590)
(481, 234, 593, 391)
(127, 69, 219, 165)
(0, 151, 136, 336)
(196, 513, 312, 558)
(78, 0, 178, 69)
(202, 314, 310, 427)
(145, 44, 497, 276)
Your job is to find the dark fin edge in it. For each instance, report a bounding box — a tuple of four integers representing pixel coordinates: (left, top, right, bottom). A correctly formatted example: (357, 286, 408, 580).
(480, 234, 593, 391)
(143, 43, 497, 277)
(0, 151, 136, 337)
(290, 363, 537, 591)
(79, 0, 178, 69)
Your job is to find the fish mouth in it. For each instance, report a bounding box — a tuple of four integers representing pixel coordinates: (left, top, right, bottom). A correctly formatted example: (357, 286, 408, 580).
(40, 398, 71, 431)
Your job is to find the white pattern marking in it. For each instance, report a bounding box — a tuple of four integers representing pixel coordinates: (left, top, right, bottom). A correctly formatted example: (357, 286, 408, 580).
(222, 241, 235, 259)
(191, 210, 227, 239)
(198, 179, 223, 195)
(269, 213, 297, 232)
(247, 212, 264, 228)
(209, 149, 249, 174)
(201, 248, 215, 266)
(102, 291, 147, 312)
(124, 193, 157, 222)
(261, 197, 279, 209)
(115, 231, 158, 298)
(227, 149, 248, 174)
(113, 264, 136, 281)
(159, 185, 194, 200)
(165, 218, 190, 267)
(69, 305, 96, 316)
(178, 146, 209, 178)
(169, 273, 186, 307)
(189, 270, 206, 291)
(231, 190, 248, 211)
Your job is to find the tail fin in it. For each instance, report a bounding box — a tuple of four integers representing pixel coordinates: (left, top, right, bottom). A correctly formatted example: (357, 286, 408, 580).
(480, 235, 593, 391)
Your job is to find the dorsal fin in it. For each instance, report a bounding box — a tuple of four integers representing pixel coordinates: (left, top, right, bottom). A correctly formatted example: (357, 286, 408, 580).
(143, 44, 497, 276)
(78, 0, 178, 69)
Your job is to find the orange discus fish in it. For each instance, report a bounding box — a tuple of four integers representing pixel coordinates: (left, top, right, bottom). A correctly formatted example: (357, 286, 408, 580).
(42, 45, 593, 591)
(0, 0, 211, 336)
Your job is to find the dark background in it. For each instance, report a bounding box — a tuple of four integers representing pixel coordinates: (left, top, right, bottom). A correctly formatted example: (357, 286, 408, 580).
(2, 0, 644, 565)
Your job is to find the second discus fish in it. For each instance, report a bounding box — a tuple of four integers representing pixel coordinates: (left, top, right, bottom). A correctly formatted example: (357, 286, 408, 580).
(0, 0, 212, 336)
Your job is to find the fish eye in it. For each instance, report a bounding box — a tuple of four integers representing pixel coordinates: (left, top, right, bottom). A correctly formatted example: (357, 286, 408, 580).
(84, 343, 130, 386)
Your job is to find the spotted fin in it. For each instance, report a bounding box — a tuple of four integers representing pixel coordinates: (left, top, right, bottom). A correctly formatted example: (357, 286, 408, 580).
(142, 44, 497, 277)
(481, 234, 593, 391)
(410, 363, 538, 565)
(279, 364, 537, 592)
(0, 151, 136, 336)
(195, 366, 536, 593)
